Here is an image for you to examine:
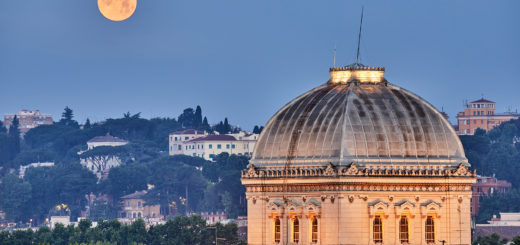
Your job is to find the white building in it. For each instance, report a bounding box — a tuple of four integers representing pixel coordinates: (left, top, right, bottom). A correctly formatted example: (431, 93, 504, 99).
(168, 129, 207, 155)
(19, 162, 54, 178)
(168, 129, 258, 161)
(80, 134, 128, 179)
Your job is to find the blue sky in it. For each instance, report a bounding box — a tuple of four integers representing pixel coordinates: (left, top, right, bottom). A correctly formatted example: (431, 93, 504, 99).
(1, 0, 519, 130)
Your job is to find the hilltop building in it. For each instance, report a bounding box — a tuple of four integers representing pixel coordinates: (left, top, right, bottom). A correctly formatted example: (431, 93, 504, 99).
(200, 211, 228, 225)
(18, 162, 54, 179)
(169, 129, 258, 161)
(471, 176, 512, 217)
(3, 110, 53, 136)
(242, 63, 476, 244)
(118, 190, 162, 225)
(474, 213, 520, 240)
(456, 98, 519, 135)
(80, 134, 128, 179)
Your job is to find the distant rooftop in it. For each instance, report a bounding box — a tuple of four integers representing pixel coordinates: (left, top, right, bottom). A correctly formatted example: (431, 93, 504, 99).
(188, 135, 236, 142)
(471, 98, 495, 104)
(121, 190, 147, 199)
(87, 134, 128, 143)
(170, 129, 205, 135)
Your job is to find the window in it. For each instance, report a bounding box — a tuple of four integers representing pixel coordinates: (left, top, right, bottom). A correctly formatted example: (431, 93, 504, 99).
(226, 144, 230, 149)
(373, 215, 383, 243)
(274, 217, 281, 243)
(311, 216, 318, 243)
(175, 137, 178, 141)
(425, 216, 435, 243)
(292, 217, 299, 243)
(232, 144, 236, 149)
(138, 201, 141, 208)
(185, 136, 189, 140)
(178, 145, 181, 150)
(399, 216, 409, 243)
(217, 144, 222, 149)
(209, 144, 212, 149)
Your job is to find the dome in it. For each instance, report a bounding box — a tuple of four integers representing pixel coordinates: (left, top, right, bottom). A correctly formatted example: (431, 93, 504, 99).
(251, 65, 467, 167)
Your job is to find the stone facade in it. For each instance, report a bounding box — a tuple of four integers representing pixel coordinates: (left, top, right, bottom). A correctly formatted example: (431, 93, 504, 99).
(243, 163, 475, 245)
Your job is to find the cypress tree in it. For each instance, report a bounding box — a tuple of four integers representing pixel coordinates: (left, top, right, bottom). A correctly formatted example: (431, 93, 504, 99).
(84, 118, 91, 129)
(0, 120, 6, 134)
(223, 118, 230, 133)
(202, 117, 210, 131)
(194, 106, 203, 128)
(8, 115, 20, 156)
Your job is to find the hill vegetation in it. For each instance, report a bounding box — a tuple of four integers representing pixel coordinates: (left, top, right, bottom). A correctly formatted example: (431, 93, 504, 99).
(460, 118, 520, 223)
(0, 106, 257, 225)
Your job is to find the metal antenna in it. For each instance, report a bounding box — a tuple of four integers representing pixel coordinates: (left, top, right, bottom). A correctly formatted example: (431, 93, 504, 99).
(356, 6, 364, 64)
(333, 40, 337, 67)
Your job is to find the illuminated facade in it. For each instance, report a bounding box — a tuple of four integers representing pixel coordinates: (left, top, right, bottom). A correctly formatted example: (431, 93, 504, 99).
(456, 99, 519, 135)
(242, 64, 476, 245)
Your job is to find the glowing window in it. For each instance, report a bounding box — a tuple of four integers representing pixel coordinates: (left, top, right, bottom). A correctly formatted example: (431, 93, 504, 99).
(274, 217, 281, 243)
(425, 216, 435, 243)
(373, 215, 383, 243)
(292, 217, 299, 243)
(399, 216, 409, 243)
(311, 216, 318, 243)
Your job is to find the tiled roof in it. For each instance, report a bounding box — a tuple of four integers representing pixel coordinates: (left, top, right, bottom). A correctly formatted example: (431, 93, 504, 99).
(471, 98, 495, 103)
(170, 129, 205, 135)
(87, 134, 127, 143)
(187, 135, 236, 142)
(121, 190, 147, 199)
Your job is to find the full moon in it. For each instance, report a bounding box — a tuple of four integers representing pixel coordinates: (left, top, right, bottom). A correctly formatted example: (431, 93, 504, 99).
(98, 0, 137, 21)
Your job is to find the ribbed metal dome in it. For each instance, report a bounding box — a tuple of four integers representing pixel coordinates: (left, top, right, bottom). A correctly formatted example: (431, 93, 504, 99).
(251, 74, 467, 167)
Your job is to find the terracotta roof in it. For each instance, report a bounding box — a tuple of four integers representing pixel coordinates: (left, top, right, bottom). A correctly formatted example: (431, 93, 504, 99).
(471, 98, 495, 103)
(121, 190, 147, 199)
(87, 134, 127, 143)
(187, 135, 236, 142)
(171, 129, 205, 135)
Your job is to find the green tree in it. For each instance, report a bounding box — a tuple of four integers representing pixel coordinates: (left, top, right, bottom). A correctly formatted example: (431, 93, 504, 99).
(84, 118, 92, 129)
(0, 174, 32, 221)
(0, 120, 6, 134)
(202, 116, 211, 132)
(472, 233, 508, 245)
(194, 105, 203, 128)
(9, 115, 21, 157)
(178, 108, 195, 128)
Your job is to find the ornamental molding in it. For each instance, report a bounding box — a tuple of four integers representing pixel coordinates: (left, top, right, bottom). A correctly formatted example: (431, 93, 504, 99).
(242, 163, 477, 179)
(245, 182, 473, 193)
(324, 163, 337, 176)
(345, 162, 362, 175)
(452, 163, 473, 177)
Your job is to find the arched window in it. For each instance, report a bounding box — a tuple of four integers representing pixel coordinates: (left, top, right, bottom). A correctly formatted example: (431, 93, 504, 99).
(425, 216, 435, 243)
(399, 216, 409, 243)
(292, 217, 299, 243)
(274, 217, 281, 243)
(311, 217, 318, 243)
(373, 215, 383, 243)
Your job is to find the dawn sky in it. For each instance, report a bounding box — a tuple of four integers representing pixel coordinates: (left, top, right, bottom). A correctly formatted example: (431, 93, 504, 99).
(1, 0, 519, 130)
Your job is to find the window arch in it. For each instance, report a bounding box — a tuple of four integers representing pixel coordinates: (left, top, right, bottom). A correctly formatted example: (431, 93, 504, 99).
(399, 216, 409, 243)
(425, 216, 435, 243)
(373, 215, 383, 243)
(292, 217, 300, 243)
(274, 217, 281, 243)
(311, 216, 318, 243)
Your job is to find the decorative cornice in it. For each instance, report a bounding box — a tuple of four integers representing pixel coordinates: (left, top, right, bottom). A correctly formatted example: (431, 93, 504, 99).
(245, 182, 473, 193)
(242, 163, 476, 179)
